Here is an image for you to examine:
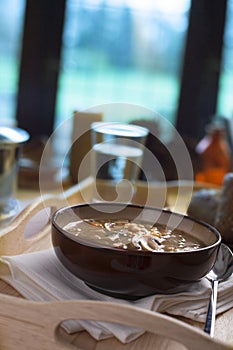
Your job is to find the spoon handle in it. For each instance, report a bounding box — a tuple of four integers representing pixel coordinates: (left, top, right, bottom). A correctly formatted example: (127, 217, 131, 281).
(204, 279, 219, 337)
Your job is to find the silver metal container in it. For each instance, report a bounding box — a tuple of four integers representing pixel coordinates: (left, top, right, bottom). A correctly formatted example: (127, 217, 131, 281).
(0, 126, 29, 227)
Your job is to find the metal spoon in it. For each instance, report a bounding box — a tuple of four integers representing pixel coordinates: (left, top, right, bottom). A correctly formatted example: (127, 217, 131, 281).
(204, 243, 233, 337)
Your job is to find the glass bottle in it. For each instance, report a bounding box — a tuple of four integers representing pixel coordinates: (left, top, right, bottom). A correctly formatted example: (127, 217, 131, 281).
(195, 123, 231, 186)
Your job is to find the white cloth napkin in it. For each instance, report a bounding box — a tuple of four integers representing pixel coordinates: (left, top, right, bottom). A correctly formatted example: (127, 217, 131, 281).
(1, 248, 233, 344)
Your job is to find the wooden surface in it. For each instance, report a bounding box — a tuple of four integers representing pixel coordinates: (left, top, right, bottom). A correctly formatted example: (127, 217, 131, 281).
(0, 178, 233, 350)
(0, 293, 232, 350)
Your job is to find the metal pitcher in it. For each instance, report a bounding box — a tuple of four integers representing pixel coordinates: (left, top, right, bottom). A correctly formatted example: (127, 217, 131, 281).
(0, 126, 29, 227)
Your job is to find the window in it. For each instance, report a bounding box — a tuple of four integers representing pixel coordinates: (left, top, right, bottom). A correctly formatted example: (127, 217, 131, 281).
(217, 0, 233, 118)
(0, 0, 25, 126)
(55, 0, 191, 127)
(6, 1, 227, 146)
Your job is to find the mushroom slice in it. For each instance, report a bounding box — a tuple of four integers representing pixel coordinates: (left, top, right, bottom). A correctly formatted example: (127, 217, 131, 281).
(104, 220, 129, 232)
(139, 236, 161, 252)
(131, 234, 143, 250)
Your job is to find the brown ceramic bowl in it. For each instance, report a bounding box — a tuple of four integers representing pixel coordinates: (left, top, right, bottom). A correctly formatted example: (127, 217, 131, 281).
(51, 203, 221, 299)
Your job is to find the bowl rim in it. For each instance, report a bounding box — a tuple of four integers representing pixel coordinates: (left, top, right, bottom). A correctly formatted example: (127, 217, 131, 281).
(51, 202, 221, 255)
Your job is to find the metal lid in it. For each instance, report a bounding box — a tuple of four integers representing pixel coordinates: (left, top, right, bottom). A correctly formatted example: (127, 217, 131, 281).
(0, 126, 30, 146)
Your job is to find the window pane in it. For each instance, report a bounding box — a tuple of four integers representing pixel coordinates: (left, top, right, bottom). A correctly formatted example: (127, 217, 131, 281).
(0, 0, 25, 126)
(217, 0, 233, 118)
(55, 0, 190, 126)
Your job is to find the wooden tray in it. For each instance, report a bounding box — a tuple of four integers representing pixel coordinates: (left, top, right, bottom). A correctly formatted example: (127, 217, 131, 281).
(0, 178, 232, 350)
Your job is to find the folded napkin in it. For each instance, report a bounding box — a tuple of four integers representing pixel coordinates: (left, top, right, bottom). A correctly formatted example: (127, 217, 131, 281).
(1, 248, 233, 343)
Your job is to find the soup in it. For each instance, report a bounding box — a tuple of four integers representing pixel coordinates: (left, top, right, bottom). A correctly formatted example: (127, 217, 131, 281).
(63, 219, 205, 252)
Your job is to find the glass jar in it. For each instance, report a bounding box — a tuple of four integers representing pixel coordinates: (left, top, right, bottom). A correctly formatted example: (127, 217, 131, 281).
(195, 123, 231, 186)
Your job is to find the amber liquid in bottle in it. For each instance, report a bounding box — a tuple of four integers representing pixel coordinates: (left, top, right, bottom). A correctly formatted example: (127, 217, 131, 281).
(195, 125, 231, 186)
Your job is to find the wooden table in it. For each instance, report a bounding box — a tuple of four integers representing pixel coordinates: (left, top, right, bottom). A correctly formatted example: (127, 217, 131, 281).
(0, 178, 232, 350)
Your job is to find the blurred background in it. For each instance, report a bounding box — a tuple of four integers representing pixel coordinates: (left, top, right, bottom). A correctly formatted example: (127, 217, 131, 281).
(0, 0, 232, 183)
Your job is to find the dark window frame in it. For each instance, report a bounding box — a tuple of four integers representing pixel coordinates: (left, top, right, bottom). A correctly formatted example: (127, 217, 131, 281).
(16, 0, 66, 137)
(176, 0, 227, 140)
